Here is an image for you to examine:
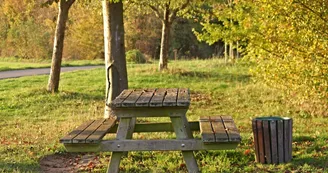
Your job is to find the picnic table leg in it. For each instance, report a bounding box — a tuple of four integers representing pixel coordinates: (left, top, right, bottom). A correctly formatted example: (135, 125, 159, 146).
(107, 117, 136, 173)
(171, 115, 200, 173)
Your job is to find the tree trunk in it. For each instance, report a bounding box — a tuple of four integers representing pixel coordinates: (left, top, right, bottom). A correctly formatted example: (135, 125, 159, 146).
(103, 0, 128, 118)
(159, 8, 171, 71)
(229, 42, 234, 62)
(47, 1, 74, 93)
(224, 42, 228, 64)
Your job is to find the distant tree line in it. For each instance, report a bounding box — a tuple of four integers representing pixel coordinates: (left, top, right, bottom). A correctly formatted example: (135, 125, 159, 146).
(0, 0, 215, 61)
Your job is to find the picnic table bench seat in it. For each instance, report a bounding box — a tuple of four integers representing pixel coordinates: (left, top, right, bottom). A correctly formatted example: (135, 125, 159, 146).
(60, 116, 241, 152)
(60, 117, 117, 144)
(199, 116, 241, 143)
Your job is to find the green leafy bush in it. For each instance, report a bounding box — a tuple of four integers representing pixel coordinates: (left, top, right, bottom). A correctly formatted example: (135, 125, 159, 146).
(126, 49, 146, 64)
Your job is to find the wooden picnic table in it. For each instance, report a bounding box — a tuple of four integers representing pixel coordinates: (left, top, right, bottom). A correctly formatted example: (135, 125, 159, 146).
(60, 88, 241, 173)
(107, 88, 198, 172)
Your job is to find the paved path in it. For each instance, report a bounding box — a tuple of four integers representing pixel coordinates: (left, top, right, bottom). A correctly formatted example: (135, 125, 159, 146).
(0, 66, 103, 80)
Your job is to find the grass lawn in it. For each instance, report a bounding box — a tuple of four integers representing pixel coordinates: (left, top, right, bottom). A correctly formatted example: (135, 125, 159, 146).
(0, 57, 104, 71)
(0, 59, 327, 172)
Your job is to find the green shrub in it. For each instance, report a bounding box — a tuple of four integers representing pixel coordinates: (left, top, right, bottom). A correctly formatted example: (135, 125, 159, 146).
(126, 49, 146, 64)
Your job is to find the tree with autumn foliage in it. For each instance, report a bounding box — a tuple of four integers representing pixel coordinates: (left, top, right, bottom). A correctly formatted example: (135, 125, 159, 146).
(197, 0, 328, 116)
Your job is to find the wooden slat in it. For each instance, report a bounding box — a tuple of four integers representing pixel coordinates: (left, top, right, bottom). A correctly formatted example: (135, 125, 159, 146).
(163, 88, 178, 106)
(288, 119, 293, 162)
(149, 88, 167, 107)
(111, 90, 133, 107)
(270, 120, 278, 164)
(86, 117, 117, 143)
(199, 116, 215, 143)
(210, 116, 229, 142)
(135, 89, 155, 107)
(60, 120, 94, 143)
(72, 119, 106, 143)
(252, 119, 260, 162)
(263, 120, 272, 163)
(122, 89, 144, 107)
(221, 116, 241, 142)
(177, 88, 190, 107)
(257, 120, 265, 163)
(284, 118, 292, 162)
(277, 119, 284, 163)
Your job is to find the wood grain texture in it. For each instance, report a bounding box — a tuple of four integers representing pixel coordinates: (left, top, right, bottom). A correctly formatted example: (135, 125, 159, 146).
(60, 120, 94, 143)
(135, 89, 155, 107)
(73, 119, 106, 143)
(149, 88, 167, 107)
(252, 119, 260, 162)
(163, 88, 178, 106)
(277, 119, 284, 163)
(257, 120, 265, 163)
(177, 88, 190, 107)
(211, 117, 229, 142)
(199, 119, 215, 143)
(111, 89, 133, 107)
(221, 116, 241, 142)
(100, 139, 239, 151)
(122, 89, 143, 107)
(86, 117, 117, 143)
(263, 120, 272, 164)
(269, 120, 278, 164)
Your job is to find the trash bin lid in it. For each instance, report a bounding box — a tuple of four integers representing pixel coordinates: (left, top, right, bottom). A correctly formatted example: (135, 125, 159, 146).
(253, 116, 291, 121)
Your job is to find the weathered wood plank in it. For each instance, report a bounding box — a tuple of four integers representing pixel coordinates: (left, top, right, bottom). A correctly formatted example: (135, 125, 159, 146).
(72, 119, 105, 143)
(283, 118, 292, 162)
(277, 119, 284, 163)
(199, 118, 215, 143)
(163, 88, 178, 107)
(221, 116, 241, 142)
(122, 89, 144, 107)
(252, 119, 260, 162)
(108, 121, 200, 133)
(170, 116, 199, 172)
(111, 89, 133, 107)
(177, 88, 190, 107)
(86, 117, 117, 143)
(108, 117, 136, 173)
(288, 118, 293, 162)
(257, 120, 265, 163)
(60, 120, 94, 143)
(270, 120, 278, 164)
(149, 88, 167, 107)
(263, 120, 272, 164)
(210, 116, 229, 142)
(64, 139, 239, 152)
(135, 89, 155, 107)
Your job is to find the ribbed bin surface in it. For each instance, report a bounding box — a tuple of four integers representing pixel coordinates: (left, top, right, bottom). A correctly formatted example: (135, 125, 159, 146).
(252, 117, 292, 164)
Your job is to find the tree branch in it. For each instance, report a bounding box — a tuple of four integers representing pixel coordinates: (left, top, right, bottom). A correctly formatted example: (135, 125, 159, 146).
(148, 4, 163, 22)
(66, 0, 76, 8)
(169, 0, 190, 23)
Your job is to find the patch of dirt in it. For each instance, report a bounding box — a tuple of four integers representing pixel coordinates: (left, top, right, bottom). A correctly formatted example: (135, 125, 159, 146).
(40, 153, 103, 173)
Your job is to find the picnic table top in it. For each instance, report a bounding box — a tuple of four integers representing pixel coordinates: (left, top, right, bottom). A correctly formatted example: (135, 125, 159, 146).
(109, 88, 190, 108)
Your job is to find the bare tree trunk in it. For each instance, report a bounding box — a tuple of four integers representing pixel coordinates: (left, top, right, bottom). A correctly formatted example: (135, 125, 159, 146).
(159, 8, 171, 71)
(103, 0, 128, 118)
(47, 0, 75, 93)
(229, 42, 234, 62)
(236, 41, 239, 58)
(224, 42, 228, 64)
